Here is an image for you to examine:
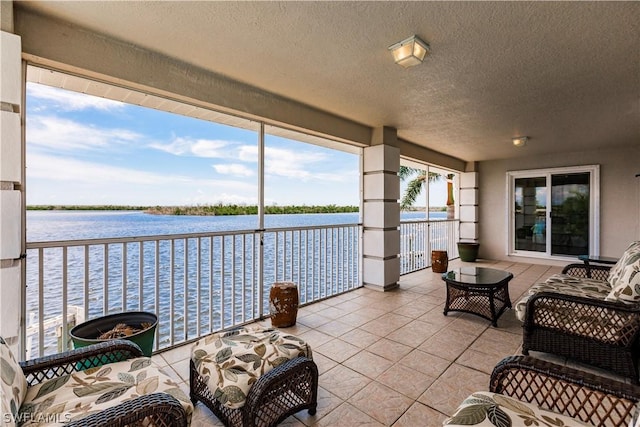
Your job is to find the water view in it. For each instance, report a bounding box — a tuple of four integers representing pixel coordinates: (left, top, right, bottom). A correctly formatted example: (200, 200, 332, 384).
(25, 210, 446, 357)
(27, 210, 441, 242)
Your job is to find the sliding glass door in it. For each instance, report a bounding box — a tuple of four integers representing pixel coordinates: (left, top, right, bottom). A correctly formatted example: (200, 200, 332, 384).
(508, 165, 599, 258)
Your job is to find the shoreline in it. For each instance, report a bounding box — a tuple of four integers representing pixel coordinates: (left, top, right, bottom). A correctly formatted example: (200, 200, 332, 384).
(26, 204, 446, 216)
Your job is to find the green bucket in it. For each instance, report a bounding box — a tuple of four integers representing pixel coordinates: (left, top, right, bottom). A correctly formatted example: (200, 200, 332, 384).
(69, 311, 157, 357)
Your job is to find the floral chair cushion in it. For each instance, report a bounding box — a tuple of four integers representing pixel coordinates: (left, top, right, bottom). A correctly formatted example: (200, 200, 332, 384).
(606, 241, 640, 303)
(1, 337, 28, 427)
(514, 273, 611, 322)
(19, 357, 193, 426)
(191, 327, 312, 409)
(443, 391, 589, 427)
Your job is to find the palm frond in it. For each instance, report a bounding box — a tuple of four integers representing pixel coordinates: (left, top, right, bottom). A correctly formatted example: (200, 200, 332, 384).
(428, 172, 442, 183)
(400, 175, 425, 209)
(398, 166, 423, 180)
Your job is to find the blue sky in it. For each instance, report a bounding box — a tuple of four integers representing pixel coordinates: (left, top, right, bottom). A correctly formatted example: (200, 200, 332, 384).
(26, 82, 447, 207)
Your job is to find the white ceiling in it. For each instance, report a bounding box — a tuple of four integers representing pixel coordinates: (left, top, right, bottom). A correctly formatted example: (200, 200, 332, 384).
(14, 1, 640, 162)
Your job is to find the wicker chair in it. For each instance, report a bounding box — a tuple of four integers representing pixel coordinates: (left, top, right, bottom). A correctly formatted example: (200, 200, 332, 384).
(190, 356, 318, 427)
(14, 340, 189, 427)
(521, 263, 640, 383)
(189, 327, 318, 427)
(445, 355, 640, 427)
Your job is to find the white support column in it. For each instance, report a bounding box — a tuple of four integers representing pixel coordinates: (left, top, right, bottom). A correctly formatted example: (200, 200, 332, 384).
(0, 30, 24, 356)
(459, 172, 479, 242)
(362, 129, 400, 291)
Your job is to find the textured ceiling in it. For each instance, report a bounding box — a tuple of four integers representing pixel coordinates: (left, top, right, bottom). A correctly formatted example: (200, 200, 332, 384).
(14, 1, 640, 162)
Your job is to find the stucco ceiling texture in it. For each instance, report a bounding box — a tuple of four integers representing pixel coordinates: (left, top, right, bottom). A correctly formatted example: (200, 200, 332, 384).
(16, 1, 640, 162)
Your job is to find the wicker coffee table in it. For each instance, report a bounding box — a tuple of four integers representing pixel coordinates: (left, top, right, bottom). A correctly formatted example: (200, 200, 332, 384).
(442, 267, 513, 326)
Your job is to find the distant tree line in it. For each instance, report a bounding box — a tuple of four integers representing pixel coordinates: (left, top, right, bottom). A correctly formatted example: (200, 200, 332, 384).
(145, 204, 359, 216)
(27, 205, 147, 211)
(26, 204, 359, 216)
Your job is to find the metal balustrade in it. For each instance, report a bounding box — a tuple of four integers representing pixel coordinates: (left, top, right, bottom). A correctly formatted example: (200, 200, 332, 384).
(24, 219, 458, 358)
(399, 219, 460, 275)
(24, 224, 361, 358)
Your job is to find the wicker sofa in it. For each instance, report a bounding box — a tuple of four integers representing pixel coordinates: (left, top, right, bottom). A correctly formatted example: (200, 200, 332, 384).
(444, 355, 640, 427)
(514, 241, 640, 382)
(1, 337, 192, 427)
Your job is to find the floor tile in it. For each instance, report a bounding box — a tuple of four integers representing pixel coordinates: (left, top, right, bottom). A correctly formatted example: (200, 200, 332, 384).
(320, 364, 372, 400)
(392, 402, 447, 426)
(294, 386, 343, 425)
(376, 363, 435, 399)
(367, 338, 413, 362)
(418, 364, 490, 416)
(349, 381, 413, 425)
(315, 338, 361, 363)
(315, 402, 383, 426)
(343, 350, 394, 379)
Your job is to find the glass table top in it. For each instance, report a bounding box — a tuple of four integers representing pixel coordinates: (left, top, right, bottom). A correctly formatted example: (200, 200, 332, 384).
(442, 267, 513, 285)
(577, 255, 619, 265)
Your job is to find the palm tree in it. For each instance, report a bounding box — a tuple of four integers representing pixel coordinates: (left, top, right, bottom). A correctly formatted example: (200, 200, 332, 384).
(398, 166, 442, 210)
(399, 167, 456, 219)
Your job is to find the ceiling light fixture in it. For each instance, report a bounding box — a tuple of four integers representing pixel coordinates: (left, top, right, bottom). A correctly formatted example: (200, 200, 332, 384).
(512, 136, 528, 147)
(388, 35, 430, 68)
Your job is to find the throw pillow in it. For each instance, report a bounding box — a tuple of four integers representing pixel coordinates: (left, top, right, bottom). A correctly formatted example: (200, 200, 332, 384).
(0, 336, 28, 427)
(608, 241, 640, 288)
(605, 241, 640, 303)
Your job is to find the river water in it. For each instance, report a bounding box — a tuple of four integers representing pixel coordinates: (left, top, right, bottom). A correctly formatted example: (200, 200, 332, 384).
(25, 210, 444, 356)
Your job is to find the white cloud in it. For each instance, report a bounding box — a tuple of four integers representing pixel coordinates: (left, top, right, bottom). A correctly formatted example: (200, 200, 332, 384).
(27, 152, 188, 185)
(27, 83, 125, 111)
(238, 145, 336, 181)
(213, 163, 254, 177)
(28, 115, 141, 151)
(149, 137, 232, 158)
(26, 153, 257, 205)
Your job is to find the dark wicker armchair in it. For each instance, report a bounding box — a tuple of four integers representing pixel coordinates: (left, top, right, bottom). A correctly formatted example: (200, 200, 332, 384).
(190, 356, 318, 427)
(19, 340, 189, 427)
(490, 355, 640, 426)
(521, 263, 640, 382)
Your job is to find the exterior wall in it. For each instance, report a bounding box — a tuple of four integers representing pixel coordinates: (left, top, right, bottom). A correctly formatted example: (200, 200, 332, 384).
(479, 145, 640, 263)
(0, 30, 23, 356)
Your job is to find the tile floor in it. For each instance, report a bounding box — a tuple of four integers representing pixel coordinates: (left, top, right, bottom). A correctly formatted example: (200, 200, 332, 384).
(153, 258, 617, 426)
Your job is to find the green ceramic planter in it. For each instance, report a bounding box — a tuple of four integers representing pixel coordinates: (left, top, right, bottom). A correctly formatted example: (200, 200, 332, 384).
(70, 311, 157, 357)
(457, 242, 480, 262)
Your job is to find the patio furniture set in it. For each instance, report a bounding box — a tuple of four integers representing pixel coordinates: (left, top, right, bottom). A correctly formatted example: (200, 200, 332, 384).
(3, 241, 640, 426)
(445, 240, 640, 426)
(1, 326, 316, 427)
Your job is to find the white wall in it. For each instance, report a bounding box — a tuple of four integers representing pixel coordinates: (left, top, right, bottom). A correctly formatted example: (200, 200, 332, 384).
(0, 30, 23, 356)
(479, 145, 640, 263)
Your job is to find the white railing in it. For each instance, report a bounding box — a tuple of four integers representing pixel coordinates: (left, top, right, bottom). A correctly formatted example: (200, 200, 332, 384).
(24, 219, 457, 358)
(399, 219, 460, 274)
(24, 224, 361, 358)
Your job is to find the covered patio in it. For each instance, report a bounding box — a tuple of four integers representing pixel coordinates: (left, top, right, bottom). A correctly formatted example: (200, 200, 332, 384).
(154, 258, 623, 426)
(1, 2, 639, 425)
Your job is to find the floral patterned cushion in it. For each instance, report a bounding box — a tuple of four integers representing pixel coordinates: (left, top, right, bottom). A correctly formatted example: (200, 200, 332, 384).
(606, 241, 640, 303)
(18, 357, 193, 426)
(443, 391, 589, 427)
(191, 327, 312, 409)
(1, 337, 28, 427)
(514, 274, 611, 322)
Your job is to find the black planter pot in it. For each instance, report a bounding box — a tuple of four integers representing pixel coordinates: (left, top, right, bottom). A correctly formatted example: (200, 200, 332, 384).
(457, 242, 480, 262)
(69, 311, 157, 357)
